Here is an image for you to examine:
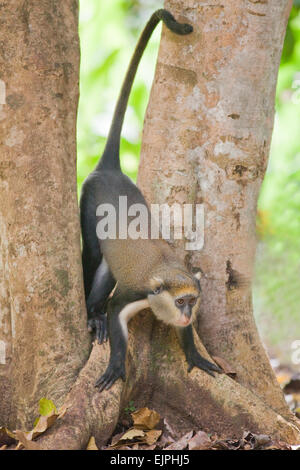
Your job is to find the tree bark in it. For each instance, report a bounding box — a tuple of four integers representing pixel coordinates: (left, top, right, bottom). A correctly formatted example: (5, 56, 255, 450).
(0, 0, 90, 430)
(1, 0, 300, 450)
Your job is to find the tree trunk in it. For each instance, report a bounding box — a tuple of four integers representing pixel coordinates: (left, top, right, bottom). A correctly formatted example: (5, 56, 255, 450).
(138, 0, 295, 419)
(1, 0, 300, 450)
(0, 0, 90, 430)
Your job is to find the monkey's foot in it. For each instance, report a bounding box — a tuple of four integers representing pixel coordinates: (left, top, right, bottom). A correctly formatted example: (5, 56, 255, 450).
(187, 353, 222, 377)
(95, 362, 126, 392)
(87, 313, 108, 344)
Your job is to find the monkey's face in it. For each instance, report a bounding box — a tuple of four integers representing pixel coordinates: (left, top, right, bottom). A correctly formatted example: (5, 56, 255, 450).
(147, 270, 201, 327)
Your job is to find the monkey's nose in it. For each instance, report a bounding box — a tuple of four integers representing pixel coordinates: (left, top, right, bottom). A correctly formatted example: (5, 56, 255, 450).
(179, 315, 191, 327)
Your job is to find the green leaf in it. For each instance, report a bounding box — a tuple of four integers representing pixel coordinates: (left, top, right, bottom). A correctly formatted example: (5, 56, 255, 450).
(33, 417, 40, 428)
(39, 398, 57, 416)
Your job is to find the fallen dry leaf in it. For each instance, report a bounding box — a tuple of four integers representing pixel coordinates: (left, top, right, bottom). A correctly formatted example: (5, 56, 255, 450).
(295, 407, 300, 419)
(86, 436, 98, 450)
(13, 407, 59, 449)
(243, 431, 272, 449)
(120, 428, 145, 441)
(110, 428, 146, 448)
(57, 403, 70, 419)
(156, 433, 175, 449)
(131, 408, 160, 430)
(283, 374, 300, 394)
(263, 441, 291, 450)
(139, 444, 157, 450)
(0, 427, 17, 446)
(26, 410, 58, 440)
(212, 438, 242, 450)
(209, 431, 291, 451)
(113, 446, 132, 450)
(144, 430, 162, 446)
(212, 356, 236, 377)
(109, 427, 162, 450)
(110, 432, 126, 447)
(14, 430, 41, 450)
(188, 431, 211, 450)
(165, 431, 193, 450)
(276, 373, 291, 386)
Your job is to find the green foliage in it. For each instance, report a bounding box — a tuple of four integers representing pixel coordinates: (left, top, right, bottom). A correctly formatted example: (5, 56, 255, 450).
(77, 0, 162, 192)
(124, 400, 136, 414)
(254, 6, 300, 357)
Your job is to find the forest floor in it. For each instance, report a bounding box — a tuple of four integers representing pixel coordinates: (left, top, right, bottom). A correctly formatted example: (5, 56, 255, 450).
(1, 353, 299, 451)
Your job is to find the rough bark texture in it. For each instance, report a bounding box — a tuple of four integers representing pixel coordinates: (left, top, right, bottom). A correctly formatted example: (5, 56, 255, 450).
(0, 0, 90, 430)
(138, 0, 294, 419)
(1, 0, 300, 450)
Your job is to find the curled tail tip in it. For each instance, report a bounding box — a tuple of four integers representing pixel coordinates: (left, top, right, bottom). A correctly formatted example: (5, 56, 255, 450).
(176, 23, 193, 35)
(156, 9, 193, 35)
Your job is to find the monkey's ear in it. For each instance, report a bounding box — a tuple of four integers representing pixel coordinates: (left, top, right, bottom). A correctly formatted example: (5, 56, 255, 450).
(193, 271, 202, 292)
(194, 271, 202, 281)
(149, 276, 164, 290)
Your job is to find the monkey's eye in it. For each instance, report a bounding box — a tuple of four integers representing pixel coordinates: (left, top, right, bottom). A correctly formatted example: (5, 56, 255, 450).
(175, 298, 185, 307)
(153, 285, 163, 295)
(189, 297, 197, 306)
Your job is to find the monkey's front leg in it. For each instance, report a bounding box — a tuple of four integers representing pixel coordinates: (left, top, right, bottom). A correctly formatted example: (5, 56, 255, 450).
(176, 325, 222, 377)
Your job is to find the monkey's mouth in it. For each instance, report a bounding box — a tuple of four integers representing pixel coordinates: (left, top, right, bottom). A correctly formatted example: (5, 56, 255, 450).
(176, 316, 192, 327)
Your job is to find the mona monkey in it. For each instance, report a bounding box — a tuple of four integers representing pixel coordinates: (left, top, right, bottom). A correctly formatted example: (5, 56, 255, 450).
(80, 9, 222, 391)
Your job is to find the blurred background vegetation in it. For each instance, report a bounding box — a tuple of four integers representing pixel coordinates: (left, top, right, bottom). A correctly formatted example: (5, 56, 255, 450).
(77, 0, 300, 366)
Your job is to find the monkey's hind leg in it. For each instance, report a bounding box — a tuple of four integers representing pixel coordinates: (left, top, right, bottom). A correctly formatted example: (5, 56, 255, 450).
(86, 258, 116, 344)
(176, 325, 222, 377)
(95, 291, 149, 392)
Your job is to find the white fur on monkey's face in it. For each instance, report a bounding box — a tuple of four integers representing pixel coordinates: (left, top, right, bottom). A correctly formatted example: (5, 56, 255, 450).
(147, 271, 201, 327)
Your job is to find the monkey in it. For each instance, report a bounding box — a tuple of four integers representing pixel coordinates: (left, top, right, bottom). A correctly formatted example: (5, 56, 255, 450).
(80, 9, 222, 391)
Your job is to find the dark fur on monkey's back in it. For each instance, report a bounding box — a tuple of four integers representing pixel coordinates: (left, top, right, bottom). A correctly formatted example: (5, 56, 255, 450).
(80, 10, 222, 391)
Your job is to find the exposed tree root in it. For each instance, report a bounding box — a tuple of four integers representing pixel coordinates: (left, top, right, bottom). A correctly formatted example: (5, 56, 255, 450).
(198, 282, 294, 420)
(33, 313, 300, 450)
(36, 342, 123, 450)
(149, 328, 300, 443)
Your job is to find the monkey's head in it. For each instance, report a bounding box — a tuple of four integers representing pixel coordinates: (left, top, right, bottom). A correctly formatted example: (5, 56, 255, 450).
(147, 267, 201, 328)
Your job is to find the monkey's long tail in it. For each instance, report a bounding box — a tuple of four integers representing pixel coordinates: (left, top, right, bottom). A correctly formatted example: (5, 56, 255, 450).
(97, 9, 193, 171)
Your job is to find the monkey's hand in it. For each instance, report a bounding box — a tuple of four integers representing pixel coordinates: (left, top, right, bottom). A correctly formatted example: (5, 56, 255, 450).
(87, 313, 108, 345)
(177, 325, 222, 377)
(187, 351, 222, 377)
(95, 360, 126, 392)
